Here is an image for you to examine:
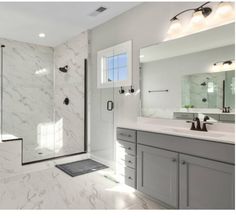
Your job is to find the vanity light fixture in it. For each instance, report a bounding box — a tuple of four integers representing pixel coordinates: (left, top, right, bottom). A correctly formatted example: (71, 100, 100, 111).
(215, 2, 234, 19)
(212, 60, 235, 72)
(167, 17, 182, 36)
(222, 60, 235, 71)
(167, 1, 212, 36)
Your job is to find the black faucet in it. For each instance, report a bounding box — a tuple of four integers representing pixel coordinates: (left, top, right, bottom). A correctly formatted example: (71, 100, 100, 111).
(193, 117, 201, 131)
(201, 116, 213, 132)
(186, 116, 213, 131)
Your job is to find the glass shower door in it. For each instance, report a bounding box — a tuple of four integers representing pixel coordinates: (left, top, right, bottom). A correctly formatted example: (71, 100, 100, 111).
(1, 40, 55, 163)
(90, 49, 116, 168)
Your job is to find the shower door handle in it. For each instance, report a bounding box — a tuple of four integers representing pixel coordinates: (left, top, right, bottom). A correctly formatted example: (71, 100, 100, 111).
(107, 100, 114, 111)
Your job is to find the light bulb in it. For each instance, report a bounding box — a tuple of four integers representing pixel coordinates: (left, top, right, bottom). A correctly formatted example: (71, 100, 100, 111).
(167, 18, 182, 36)
(190, 10, 206, 29)
(211, 63, 221, 72)
(38, 33, 46, 38)
(215, 2, 234, 20)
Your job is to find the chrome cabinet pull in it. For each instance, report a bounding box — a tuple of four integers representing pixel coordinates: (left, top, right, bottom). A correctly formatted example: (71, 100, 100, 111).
(128, 160, 132, 163)
(172, 158, 177, 162)
(181, 160, 186, 165)
(128, 176, 132, 180)
(127, 147, 132, 150)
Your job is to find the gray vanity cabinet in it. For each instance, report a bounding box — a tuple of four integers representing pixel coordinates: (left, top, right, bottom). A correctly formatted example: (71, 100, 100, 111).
(179, 154, 235, 209)
(137, 144, 179, 208)
(116, 128, 137, 188)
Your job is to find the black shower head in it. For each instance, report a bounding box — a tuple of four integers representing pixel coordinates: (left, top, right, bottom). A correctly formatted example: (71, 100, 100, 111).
(59, 65, 68, 73)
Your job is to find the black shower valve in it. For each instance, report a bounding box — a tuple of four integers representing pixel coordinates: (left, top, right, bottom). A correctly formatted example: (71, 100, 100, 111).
(119, 86, 125, 94)
(63, 97, 70, 105)
(59, 65, 68, 73)
(129, 85, 135, 93)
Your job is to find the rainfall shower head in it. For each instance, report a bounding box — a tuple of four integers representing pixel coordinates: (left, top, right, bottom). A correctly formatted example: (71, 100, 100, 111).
(59, 65, 68, 73)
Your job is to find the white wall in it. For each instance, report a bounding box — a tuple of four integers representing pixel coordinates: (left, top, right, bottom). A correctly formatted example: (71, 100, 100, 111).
(88, 2, 210, 166)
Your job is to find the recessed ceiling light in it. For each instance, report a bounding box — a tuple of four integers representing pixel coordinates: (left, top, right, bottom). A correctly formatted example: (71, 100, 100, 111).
(38, 33, 46, 38)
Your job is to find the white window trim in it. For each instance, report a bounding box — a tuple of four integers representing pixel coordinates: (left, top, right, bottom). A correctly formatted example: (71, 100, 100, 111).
(97, 40, 132, 88)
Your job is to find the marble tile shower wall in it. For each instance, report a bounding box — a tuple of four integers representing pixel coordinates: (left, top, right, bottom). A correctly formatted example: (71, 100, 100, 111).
(183, 73, 224, 108)
(0, 31, 88, 159)
(0, 38, 54, 152)
(54, 31, 88, 157)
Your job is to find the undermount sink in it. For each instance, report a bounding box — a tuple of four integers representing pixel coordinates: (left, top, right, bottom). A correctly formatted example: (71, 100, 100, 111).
(162, 127, 225, 138)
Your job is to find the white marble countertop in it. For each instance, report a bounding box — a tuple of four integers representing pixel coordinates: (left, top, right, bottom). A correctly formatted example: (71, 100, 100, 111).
(117, 118, 235, 144)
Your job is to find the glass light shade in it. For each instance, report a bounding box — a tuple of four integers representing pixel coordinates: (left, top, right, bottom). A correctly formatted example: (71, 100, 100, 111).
(215, 2, 234, 20)
(167, 19, 182, 36)
(211, 63, 223, 72)
(190, 10, 206, 29)
(223, 61, 235, 71)
(211, 61, 235, 72)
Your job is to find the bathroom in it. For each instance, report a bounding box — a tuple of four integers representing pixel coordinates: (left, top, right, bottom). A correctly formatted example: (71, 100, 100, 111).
(0, 0, 235, 215)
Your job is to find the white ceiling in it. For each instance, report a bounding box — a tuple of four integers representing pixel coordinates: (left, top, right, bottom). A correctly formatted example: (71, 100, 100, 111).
(0, 2, 141, 47)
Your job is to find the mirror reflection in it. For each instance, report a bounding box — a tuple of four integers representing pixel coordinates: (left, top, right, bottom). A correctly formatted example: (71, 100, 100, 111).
(140, 23, 235, 122)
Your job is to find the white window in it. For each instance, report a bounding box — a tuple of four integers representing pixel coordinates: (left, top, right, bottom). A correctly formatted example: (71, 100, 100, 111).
(97, 40, 132, 88)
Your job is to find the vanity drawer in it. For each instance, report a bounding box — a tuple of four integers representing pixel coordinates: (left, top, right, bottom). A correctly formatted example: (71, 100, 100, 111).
(117, 128, 136, 143)
(117, 166, 136, 188)
(117, 154, 136, 169)
(219, 114, 235, 123)
(116, 140, 136, 156)
(137, 131, 235, 164)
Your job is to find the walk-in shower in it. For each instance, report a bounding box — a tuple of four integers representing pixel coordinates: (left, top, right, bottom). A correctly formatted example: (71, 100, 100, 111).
(0, 31, 88, 164)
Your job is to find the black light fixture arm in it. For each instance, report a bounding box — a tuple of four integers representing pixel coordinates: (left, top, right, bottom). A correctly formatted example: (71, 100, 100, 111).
(170, 1, 211, 21)
(195, 1, 211, 10)
(214, 59, 234, 66)
(170, 9, 195, 21)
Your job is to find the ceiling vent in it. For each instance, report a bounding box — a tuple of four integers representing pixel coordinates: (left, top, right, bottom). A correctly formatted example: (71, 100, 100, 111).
(89, 6, 107, 17)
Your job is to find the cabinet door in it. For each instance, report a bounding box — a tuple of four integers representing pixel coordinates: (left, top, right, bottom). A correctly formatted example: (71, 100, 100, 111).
(179, 154, 235, 209)
(137, 144, 178, 208)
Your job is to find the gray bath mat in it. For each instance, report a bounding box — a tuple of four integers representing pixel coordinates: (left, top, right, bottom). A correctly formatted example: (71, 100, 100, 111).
(55, 159, 108, 177)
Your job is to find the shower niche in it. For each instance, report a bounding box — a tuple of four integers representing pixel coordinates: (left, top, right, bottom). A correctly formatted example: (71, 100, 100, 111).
(0, 32, 88, 164)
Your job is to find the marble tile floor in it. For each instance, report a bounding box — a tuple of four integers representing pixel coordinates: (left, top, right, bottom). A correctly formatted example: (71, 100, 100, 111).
(0, 166, 166, 209)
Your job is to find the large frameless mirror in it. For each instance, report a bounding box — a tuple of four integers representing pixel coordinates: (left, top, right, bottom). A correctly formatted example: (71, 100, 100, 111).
(139, 23, 235, 123)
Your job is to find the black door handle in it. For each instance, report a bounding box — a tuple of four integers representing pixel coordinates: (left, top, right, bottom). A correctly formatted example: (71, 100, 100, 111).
(107, 100, 114, 111)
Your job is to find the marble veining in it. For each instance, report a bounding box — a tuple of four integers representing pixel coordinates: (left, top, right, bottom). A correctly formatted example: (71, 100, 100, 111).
(0, 37, 54, 155)
(0, 140, 164, 209)
(54, 31, 88, 157)
(0, 166, 165, 209)
(0, 31, 88, 162)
